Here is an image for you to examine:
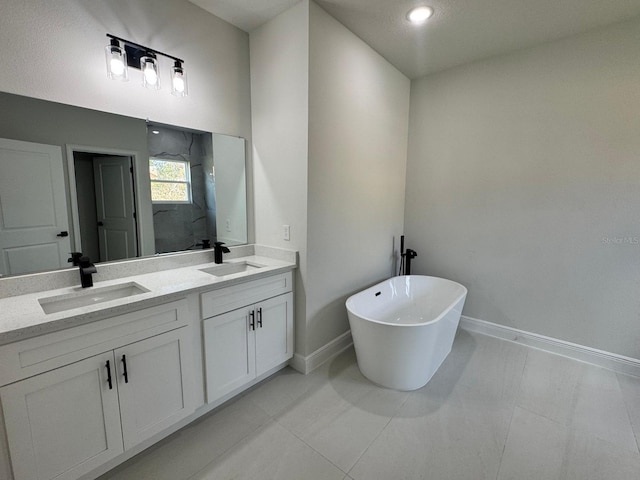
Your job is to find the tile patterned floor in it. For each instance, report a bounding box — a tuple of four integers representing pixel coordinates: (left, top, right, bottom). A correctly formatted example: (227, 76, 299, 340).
(100, 330, 640, 480)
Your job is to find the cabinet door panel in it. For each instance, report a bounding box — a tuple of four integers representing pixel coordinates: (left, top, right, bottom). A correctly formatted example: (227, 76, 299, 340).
(0, 352, 123, 480)
(256, 293, 293, 376)
(203, 307, 256, 403)
(116, 328, 195, 450)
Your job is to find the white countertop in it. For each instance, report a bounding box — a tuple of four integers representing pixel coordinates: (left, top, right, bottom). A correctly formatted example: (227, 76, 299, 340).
(0, 254, 295, 345)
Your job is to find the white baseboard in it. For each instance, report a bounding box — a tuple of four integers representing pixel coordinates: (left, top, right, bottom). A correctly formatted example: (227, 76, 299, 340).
(460, 315, 640, 377)
(290, 331, 353, 374)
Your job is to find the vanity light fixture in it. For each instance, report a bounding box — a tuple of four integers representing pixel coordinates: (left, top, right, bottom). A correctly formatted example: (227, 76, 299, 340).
(407, 6, 434, 25)
(105, 34, 188, 96)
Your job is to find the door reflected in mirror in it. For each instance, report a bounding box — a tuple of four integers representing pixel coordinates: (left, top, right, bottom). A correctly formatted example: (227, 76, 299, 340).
(0, 91, 248, 278)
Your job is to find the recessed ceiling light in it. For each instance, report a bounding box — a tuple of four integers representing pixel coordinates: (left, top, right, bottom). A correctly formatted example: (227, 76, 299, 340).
(407, 6, 434, 25)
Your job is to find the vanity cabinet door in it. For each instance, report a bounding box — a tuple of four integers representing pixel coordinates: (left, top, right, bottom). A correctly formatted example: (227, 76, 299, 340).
(203, 292, 293, 404)
(255, 292, 293, 376)
(0, 351, 123, 480)
(115, 328, 195, 450)
(203, 307, 256, 402)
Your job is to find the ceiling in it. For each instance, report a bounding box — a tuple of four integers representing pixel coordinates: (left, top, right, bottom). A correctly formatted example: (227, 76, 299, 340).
(189, 0, 640, 79)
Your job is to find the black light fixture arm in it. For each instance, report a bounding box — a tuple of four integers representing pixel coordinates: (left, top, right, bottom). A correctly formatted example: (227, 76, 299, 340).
(107, 34, 184, 68)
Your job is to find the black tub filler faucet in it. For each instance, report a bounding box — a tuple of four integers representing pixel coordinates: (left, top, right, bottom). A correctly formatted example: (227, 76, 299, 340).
(399, 235, 417, 275)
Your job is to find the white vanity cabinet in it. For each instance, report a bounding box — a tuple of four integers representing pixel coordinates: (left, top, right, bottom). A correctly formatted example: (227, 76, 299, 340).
(0, 300, 196, 480)
(202, 272, 293, 403)
(1, 351, 124, 480)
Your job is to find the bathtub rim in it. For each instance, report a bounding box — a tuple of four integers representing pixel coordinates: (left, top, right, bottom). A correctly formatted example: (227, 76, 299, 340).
(346, 275, 467, 328)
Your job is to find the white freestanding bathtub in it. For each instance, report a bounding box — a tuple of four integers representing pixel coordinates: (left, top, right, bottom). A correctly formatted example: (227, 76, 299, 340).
(346, 275, 467, 391)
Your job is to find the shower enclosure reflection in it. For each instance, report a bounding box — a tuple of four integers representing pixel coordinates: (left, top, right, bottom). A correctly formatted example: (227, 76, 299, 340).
(148, 125, 246, 254)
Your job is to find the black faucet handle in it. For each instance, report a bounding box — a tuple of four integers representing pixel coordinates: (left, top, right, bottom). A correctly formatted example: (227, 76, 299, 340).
(214, 241, 230, 253)
(68, 252, 83, 266)
(78, 257, 97, 274)
(78, 256, 93, 267)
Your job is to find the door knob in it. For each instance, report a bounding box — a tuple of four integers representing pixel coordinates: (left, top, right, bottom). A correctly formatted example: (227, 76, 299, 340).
(56, 231, 69, 237)
(97, 221, 104, 227)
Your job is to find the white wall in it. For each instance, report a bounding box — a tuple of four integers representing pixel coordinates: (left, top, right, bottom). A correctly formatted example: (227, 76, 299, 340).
(251, 1, 409, 357)
(405, 17, 640, 359)
(0, 0, 250, 136)
(250, 1, 310, 354)
(306, 2, 409, 353)
(213, 134, 248, 244)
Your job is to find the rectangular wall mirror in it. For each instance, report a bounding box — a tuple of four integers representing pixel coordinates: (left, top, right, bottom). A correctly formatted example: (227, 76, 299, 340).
(0, 92, 248, 277)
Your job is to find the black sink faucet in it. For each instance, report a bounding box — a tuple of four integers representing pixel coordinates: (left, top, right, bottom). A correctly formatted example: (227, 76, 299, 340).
(213, 242, 230, 264)
(78, 256, 97, 288)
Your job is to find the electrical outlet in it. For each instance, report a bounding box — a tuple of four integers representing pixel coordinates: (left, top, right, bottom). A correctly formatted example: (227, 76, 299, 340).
(225, 219, 231, 232)
(283, 224, 290, 241)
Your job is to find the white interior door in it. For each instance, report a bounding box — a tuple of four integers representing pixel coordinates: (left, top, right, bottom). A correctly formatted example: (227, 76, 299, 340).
(93, 156, 137, 262)
(0, 138, 71, 276)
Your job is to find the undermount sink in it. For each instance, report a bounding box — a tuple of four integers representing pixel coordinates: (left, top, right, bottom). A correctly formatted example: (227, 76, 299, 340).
(38, 282, 149, 314)
(199, 261, 265, 277)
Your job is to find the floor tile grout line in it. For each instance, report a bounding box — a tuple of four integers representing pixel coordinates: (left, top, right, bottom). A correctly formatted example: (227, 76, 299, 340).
(182, 409, 275, 480)
(345, 389, 413, 476)
(494, 347, 529, 480)
(615, 372, 640, 456)
(345, 412, 397, 477)
(494, 393, 520, 478)
(270, 382, 412, 478)
(273, 416, 351, 476)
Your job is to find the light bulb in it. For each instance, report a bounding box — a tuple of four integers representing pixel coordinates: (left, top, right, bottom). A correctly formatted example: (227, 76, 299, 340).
(144, 65, 158, 85)
(141, 55, 160, 89)
(407, 6, 434, 24)
(110, 57, 125, 76)
(173, 77, 185, 93)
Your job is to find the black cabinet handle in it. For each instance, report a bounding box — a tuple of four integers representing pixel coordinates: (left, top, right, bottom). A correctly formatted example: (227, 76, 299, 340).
(257, 307, 263, 328)
(249, 310, 255, 331)
(106, 360, 113, 390)
(122, 354, 129, 383)
(56, 231, 69, 237)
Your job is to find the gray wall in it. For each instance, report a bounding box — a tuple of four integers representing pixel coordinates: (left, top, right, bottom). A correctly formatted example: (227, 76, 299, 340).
(405, 17, 640, 359)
